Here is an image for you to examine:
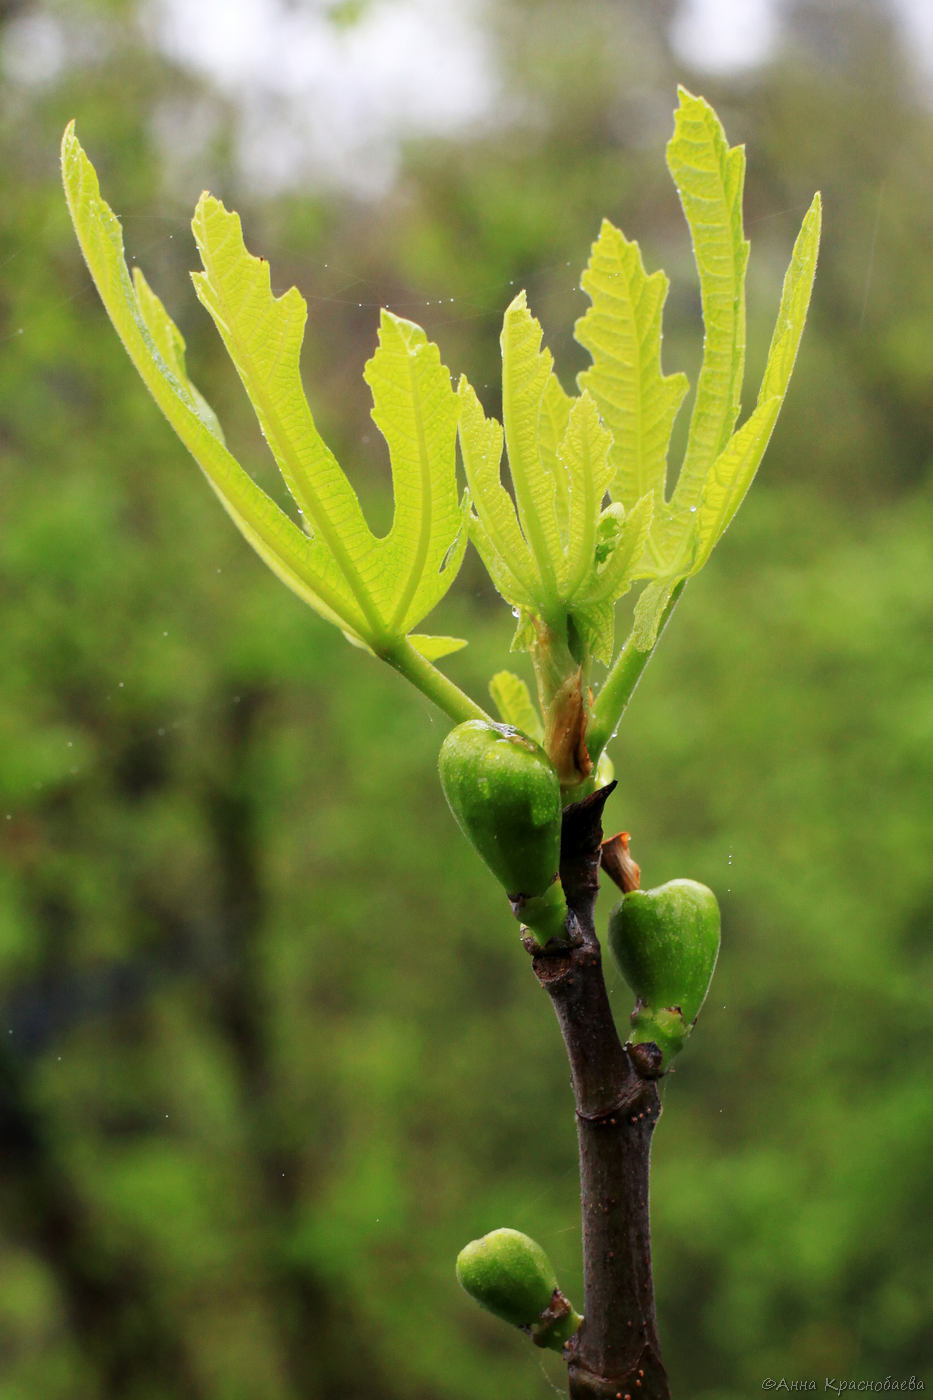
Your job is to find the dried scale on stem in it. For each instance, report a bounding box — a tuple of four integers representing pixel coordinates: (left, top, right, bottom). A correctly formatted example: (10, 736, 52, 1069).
(525, 786, 670, 1400)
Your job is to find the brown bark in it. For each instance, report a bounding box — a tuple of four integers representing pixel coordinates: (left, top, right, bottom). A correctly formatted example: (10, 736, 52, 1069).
(526, 785, 671, 1400)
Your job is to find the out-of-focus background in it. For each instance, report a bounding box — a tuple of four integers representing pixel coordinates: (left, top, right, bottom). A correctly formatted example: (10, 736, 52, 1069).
(2, 1, 931, 1395)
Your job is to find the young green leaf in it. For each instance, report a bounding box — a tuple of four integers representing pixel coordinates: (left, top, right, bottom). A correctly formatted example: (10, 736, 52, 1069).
(499, 292, 564, 608)
(670, 190, 822, 585)
(579, 497, 655, 609)
(191, 195, 468, 648)
(60, 122, 370, 639)
(537, 371, 574, 541)
(666, 86, 749, 512)
(190, 194, 386, 635)
(617, 134, 820, 653)
(460, 305, 655, 661)
(559, 392, 614, 599)
(132, 267, 225, 443)
(362, 311, 468, 638)
(575, 219, 689, 511)
(489, 672, 544, 742)
(571, 492, 654, 662)
(630, 577, 680, 654)
(62, 125, 472, 675)
(457, 377, 540, 608)
(689, 192, 822, 573)
(408, 634, 468, 661)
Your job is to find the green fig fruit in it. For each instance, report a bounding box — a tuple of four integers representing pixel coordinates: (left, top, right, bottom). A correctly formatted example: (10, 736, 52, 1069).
(608, 878, 721, 1068)
(439, 721, 568, 942)
(455, 1227, 582, 1351)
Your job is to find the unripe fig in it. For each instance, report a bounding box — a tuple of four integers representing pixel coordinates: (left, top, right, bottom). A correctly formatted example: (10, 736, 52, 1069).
(608, 878, 720, 1068)
(455, 1227, 582, 1351)
(439, 721, 568, 941)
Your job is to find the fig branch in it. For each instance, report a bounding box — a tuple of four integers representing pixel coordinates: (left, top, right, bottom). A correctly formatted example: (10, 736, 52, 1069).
(443, 721, 721, 1396)
(531, 786, 670, 1400)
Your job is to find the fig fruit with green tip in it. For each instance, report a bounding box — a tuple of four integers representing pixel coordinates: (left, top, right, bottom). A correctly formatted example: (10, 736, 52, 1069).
(455, 1227, 582, 1351)
(608, 878, 721, 1069)
(439, 720, 568, 942)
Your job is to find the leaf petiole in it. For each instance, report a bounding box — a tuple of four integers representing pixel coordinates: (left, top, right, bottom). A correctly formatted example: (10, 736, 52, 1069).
(379, 638, 492, 728)
(586, 580, 686, 766)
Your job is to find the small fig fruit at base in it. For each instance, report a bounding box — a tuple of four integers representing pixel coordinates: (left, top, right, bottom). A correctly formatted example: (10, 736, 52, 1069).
(456, 1227, 582, 1351)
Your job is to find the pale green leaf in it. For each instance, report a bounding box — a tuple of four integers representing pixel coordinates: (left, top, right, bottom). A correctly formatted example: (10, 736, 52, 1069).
(398, 494, 469, 633)
(457, 377, 539, 607)
(639, 501, 695, 579)
(192, 207, 471, 644)
(190, 194, 387, 634)
(690, 397, 780, 575)
(363, 310, 465, 635)
(666, 87, 749, 511)
(489, 671, 544, 742)
(757, 194, 821, 404)
(631, 578, 677, 652)
(408, 634, 468, 661)
(538, 371, 574, 542)
(466, 298, 661, 660)
(571, 602, 616, 665)
(572, 493, 655, 662)
(559, 392, 614, 597)
(575, 219, 688, 509)
(577, 493, 655, 608)
(509, 608, 539, 655)
(60, 122, 368, 638)
(500, 292, 564, 604)
(690, 192, 822, 573)
(132, 267, 225, 443)
(468, 510, 530, 610)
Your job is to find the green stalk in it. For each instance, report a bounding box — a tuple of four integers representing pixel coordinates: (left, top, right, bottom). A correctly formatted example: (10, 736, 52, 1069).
(586, 581, 686, 765)
(380, 638, 492, 727)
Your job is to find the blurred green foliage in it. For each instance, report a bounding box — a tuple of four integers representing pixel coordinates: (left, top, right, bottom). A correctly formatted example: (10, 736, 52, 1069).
(1, 1, 931, 1396)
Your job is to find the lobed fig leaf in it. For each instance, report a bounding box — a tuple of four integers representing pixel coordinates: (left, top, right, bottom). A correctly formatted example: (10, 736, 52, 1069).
(60, 124, 477, 707)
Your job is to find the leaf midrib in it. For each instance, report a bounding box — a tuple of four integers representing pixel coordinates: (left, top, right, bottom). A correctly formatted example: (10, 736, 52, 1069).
(584, 249, 649, 499)
(671, 108, 747, 502)
(502, 318, 558, 606)
(387, 344, 437, 636)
